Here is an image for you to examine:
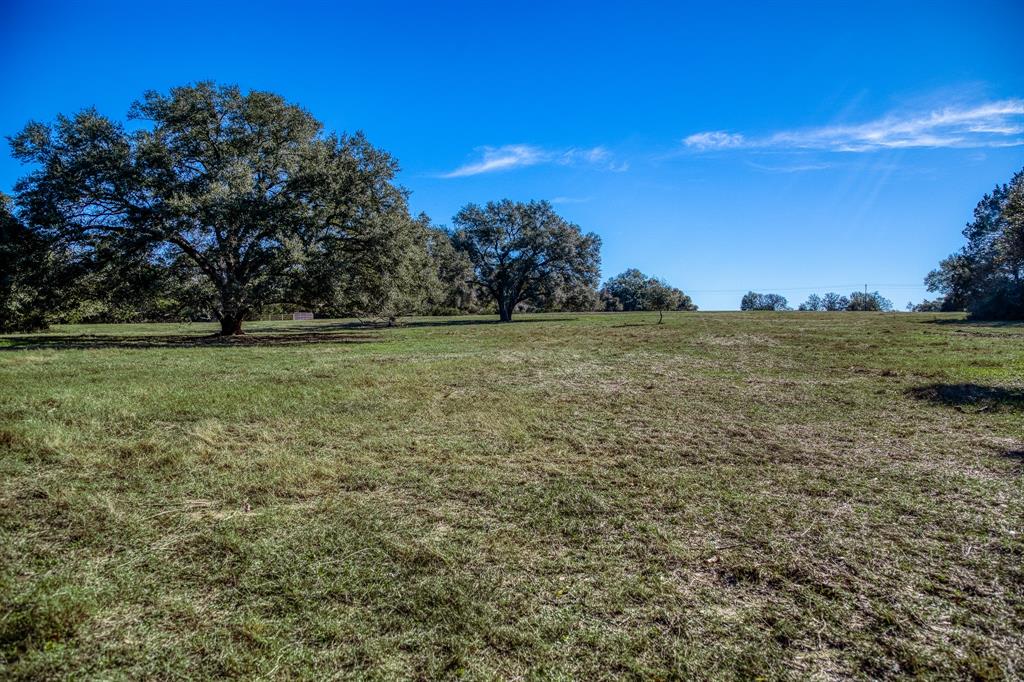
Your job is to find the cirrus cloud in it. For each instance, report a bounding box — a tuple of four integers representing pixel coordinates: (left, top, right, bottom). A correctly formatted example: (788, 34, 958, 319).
(682, 131, 746, 151)
(683, 99, 1024, 153)
(441, 144, 626, 178)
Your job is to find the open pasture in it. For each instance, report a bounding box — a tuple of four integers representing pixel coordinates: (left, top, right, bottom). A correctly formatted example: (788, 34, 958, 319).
(1, 312, 1022, 679)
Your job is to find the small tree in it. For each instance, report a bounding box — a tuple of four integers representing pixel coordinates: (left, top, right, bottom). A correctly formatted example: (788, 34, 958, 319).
(599, 269, 696, 316)
(451, 200, 601, 322)
(642, 278, 686, 323)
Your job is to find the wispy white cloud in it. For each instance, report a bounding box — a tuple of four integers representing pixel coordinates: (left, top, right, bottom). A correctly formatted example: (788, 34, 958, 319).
(683, 131, 746, 151)
(441, 144, 626, 178)
(550, 196, 592, 204)
(440, 144, 544, 177)
(744, 161, 833, 173)
(683, 99, 1024, 153)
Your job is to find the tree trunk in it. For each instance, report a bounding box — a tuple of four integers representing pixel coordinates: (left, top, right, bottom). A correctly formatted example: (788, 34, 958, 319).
(658, 310, 664, 324)
(219, 316, 245, 336)
(498, 297, 513, 322)
(216, 281, 247, 336)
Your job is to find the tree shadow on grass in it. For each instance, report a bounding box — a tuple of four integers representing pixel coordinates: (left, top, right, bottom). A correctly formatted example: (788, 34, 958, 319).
(1005, 450, 1024, 467)
(0, 331, 382, 351)
(0, 316, 580, 351)
(907, 383, 1024, 412)
(408, 316, 577, 327)
(611, 320, 666, 328)
(923, 318, 1024, 328)
(925, 315, 1024, 331)
(269, 316, 578, 333)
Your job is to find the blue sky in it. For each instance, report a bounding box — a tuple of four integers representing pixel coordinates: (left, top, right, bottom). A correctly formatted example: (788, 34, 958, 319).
(2, 1, 1022, 310)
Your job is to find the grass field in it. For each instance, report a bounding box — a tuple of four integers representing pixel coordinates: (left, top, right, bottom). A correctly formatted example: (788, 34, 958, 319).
(1, 312, 1022, 679)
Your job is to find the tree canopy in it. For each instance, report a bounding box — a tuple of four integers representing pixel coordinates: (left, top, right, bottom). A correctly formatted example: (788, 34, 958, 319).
(740, 291, 789, 311)
(846, 291, 893, 312)
(907, 298, 944, 312)
(925, 166, 1024, 319)
(9, 82, 422, 334)
(0, 194, 56, 332)
(798, 293, 824, 311)
(451, 200, 601, 322)
(821, 292, 850, 311)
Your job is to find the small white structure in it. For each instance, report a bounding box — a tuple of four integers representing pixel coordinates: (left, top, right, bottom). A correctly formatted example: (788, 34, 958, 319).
(292, 312, 314, 321)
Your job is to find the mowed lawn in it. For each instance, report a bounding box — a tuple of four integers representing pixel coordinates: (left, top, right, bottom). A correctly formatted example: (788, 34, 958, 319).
(1, 312, 1021, 679)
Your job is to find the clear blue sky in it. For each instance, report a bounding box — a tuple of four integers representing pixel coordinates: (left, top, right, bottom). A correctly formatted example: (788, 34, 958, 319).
(2, 1, 1022, 310)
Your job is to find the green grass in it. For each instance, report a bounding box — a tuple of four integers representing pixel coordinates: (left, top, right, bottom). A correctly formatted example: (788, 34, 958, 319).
(1, 312, 1022, 679)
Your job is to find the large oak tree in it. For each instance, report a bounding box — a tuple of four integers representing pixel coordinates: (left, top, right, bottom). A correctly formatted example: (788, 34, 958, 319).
(451, 200, 601, 322)
(10, 82, 416, 334)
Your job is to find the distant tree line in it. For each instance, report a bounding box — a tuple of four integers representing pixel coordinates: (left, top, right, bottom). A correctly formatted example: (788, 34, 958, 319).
(739, 290, 894, 312)
(913, 167, 1024, 319)
(1, 82, 705, 333)
(796, 291, 893, 312)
